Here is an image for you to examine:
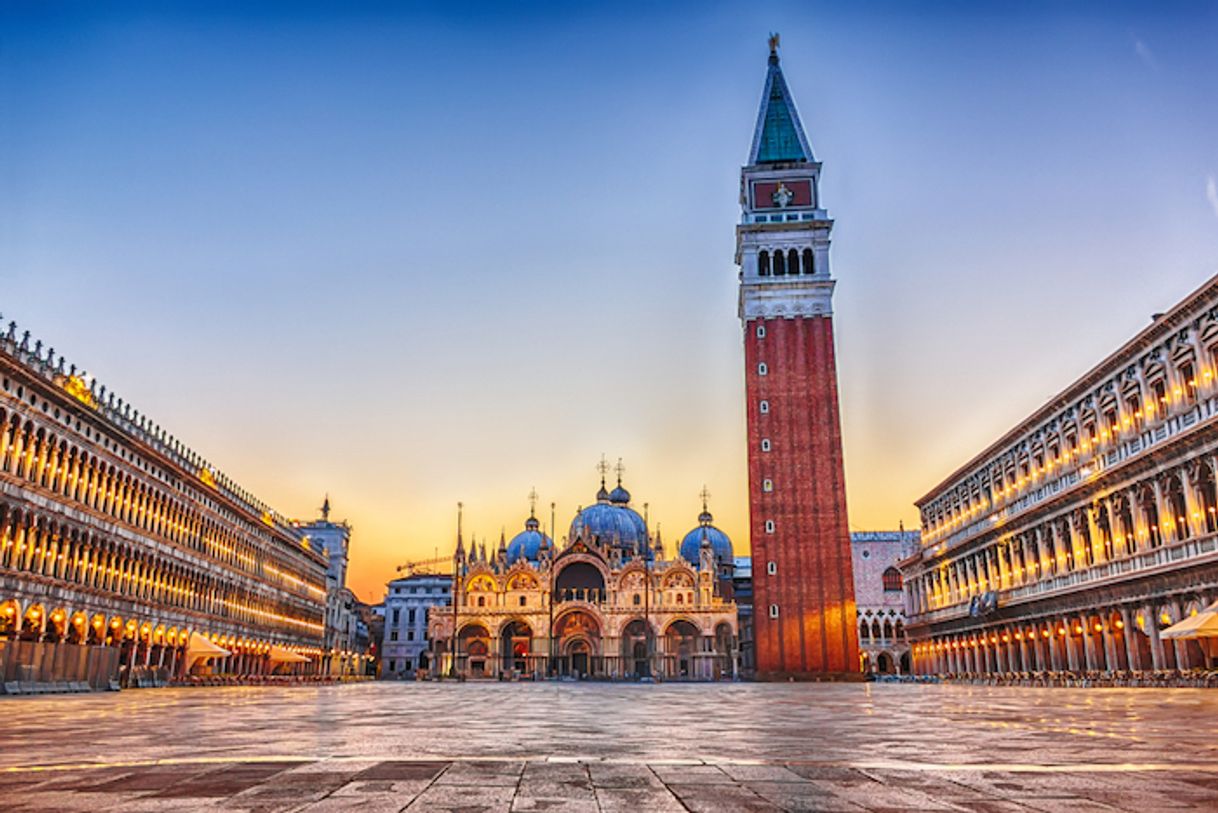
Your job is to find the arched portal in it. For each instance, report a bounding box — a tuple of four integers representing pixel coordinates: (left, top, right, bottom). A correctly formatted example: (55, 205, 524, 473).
(665, 620, 700, 679)
(554, 610, 601, 678)
(458, 623, 491, 678)
(500, 620, 533, 673)
(621, 619, 652, 679)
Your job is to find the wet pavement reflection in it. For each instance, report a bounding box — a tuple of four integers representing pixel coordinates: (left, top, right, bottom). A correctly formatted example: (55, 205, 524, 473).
(2, 682, 1216, 811)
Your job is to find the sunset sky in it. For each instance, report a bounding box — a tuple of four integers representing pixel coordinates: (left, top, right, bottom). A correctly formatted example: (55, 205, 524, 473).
(4, 2, 1218, 601)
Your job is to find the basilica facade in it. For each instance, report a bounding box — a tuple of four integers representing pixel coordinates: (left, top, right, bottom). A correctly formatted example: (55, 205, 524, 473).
(427, 478, 739, 680)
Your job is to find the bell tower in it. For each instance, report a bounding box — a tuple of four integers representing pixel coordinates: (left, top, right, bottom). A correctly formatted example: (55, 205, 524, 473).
(736, 35, 859, 678)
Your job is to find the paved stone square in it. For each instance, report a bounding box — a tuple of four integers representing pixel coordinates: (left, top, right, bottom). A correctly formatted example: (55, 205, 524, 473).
(2, 682, 1217, 811)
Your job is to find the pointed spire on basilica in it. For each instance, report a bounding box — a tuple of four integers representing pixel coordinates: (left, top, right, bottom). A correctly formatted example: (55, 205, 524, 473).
(596, 455, 610, 502)
(749, 33, 814, 165)
(698, 485, 714, 525)
(320, 494, 331, 522)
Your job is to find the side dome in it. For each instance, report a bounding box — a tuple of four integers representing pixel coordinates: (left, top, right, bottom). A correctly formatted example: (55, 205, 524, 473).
(505, 517, 551, 565)
(679, 523, 734, 569)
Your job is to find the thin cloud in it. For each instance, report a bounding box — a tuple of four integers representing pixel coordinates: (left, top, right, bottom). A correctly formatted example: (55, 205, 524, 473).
(1134, 38, 1159, 71)
(1207, 176, 1218, 221)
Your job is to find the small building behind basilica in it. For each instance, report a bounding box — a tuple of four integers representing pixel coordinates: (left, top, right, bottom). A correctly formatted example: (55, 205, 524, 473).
(427, 476, 739, 680)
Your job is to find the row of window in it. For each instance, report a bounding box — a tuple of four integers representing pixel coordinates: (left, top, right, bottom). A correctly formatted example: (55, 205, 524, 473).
(751, 213, 818, 224)
(923, 346, 1216, 536)
(757, 248, 815, 277)
(0, 405, 318, 595)
(0, 503, 322, 635)
(913, 463, 1218, 614)
(3, 369, 275, 533)
(860, 618, 906, 641)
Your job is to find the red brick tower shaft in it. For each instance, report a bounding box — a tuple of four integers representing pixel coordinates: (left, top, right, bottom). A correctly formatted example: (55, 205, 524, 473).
(736, 37, 860, 678)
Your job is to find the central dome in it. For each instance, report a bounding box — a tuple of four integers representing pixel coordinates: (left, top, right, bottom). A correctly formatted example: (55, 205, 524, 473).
(568, 482, 650, 560)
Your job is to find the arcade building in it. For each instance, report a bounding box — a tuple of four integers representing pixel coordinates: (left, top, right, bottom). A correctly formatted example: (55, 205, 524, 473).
(903, 274, 1218, 677)
(427, 477, 739, 680)
(0, 316, 328, 689)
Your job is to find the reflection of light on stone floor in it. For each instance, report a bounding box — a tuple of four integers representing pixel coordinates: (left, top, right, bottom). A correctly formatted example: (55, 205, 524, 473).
(8, 755, 1218, 776)
(3, 683, 1217, 774)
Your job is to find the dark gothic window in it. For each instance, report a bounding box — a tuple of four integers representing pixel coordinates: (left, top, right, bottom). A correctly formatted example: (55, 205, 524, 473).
(788, 248, 799, 276)
(882, 567, 902, 592)
(773, 250, 786, 276)
(802, 248, 814, 275)
(758, 250, 770, 277)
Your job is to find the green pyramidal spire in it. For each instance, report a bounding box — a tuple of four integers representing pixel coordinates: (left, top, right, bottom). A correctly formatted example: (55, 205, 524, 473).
(748, 35, 814, 165)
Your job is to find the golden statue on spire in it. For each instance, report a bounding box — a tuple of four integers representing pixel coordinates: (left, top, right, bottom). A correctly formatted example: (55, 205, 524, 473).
(768, 32, 780, 55)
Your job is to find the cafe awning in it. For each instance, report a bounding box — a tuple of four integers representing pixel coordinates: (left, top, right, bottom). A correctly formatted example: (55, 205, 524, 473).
(1160, 602, 1218, 639)
(186, 632, 231, 658)
(268, 645, 310, 664)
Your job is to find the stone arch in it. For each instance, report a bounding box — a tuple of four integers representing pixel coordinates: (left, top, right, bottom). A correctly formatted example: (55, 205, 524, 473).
(67, 610, 88, 644)
(554, 560, 605, 603)
(20, 602, 45, 640)
(620, 617, 654, 678)
(44, 607, 68, 643)
(664, 619, 700, 679)
(0, 597, 21, 637)
(500, 619, 532, 672)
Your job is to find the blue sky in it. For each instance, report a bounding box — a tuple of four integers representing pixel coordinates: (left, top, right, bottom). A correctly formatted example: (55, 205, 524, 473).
(3, 2, 1217, 599)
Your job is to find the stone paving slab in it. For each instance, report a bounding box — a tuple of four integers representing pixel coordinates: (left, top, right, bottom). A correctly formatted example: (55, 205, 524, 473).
(4, 684, 1218, 811)
(6, 758, 1218, 812)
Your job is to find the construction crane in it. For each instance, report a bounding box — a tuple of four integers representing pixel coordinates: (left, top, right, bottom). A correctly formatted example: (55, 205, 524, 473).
(395, 554, 452, 577)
